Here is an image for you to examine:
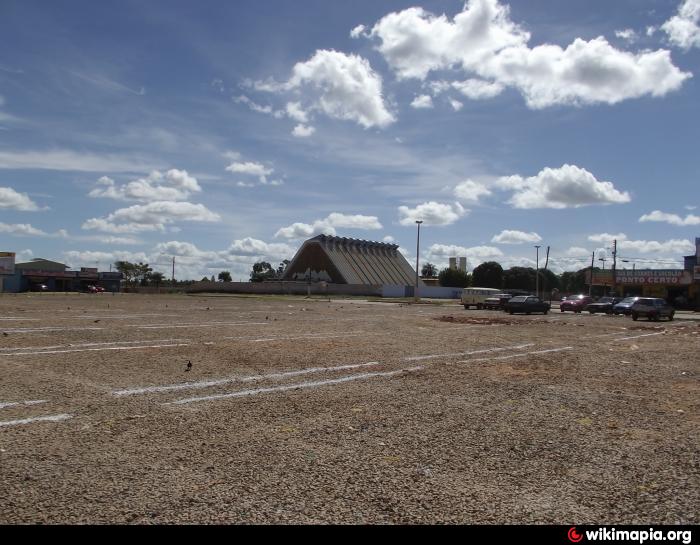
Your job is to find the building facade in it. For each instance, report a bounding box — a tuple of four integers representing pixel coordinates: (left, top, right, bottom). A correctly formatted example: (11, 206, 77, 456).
(0, 258, 122, 293)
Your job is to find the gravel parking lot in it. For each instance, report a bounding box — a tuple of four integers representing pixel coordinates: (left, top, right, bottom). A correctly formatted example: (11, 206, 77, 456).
(0, 293, 698, 524)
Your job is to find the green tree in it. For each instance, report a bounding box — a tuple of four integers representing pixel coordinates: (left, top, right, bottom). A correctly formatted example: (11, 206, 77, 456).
(438, 267, 470, 288)
(472, 261, 503, 288)
(503, 266, 536, 291)
(218, 271, 232, 282)
(276, 260, 290, 278)
(421, 263, 438, 278)
(114, 261, 137, 286)
(250, 261, 275, 282)
(149, 271, 165, 288)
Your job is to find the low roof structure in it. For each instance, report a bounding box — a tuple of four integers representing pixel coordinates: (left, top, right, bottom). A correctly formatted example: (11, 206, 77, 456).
(282, 234, 420, 286)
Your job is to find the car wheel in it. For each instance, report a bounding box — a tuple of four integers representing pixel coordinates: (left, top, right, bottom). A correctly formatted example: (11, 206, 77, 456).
(668, 313, 674, 321)
(589, 310, 595, 314)
(464, 305, 469, 310)
(632, 313, 638, 321)
(509, 310, 514, 315)
(560, 308, 565, 313)
(477, 304, 482, 310)
(543, 310, 549, 315)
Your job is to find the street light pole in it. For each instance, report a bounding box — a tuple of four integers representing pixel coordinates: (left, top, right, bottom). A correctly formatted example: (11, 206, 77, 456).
(415, 220, 423, 302)
(534, 245, 541, 298)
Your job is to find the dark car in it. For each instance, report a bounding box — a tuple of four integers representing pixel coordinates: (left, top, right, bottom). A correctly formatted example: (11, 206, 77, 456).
(613, 296, 640, 315)
(560, 294, 594, 313)
(483, 293, 513, 310)
(630, 298, 675, 321)
(504, 296, 550, 315)
(30, 283, 49, 292)
(586, 296, 623, 314)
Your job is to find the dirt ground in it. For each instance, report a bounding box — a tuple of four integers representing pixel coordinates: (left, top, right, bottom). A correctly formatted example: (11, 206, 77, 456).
(0, 292, 698, 524)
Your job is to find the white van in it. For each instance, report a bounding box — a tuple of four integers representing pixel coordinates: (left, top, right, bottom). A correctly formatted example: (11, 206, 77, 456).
(461, 287, 501, 310)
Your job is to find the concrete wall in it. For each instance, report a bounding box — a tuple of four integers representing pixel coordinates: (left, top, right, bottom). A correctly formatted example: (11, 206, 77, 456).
(187, 281, 383, 297)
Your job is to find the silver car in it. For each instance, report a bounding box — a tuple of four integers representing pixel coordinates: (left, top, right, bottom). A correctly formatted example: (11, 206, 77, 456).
(630, 298, 675, 321)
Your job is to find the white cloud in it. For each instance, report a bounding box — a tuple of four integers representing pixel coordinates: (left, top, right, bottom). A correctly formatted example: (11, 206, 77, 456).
(286, 102, 308, 123)
(454, 179, 492, 203)
(452, 79, 504, 100)
(257, 49, 395, 129)
(662, 0, 700, 50)
(587, 232, 695, 254)
(0, 186, 44, 211)
(233, 95, 275, 115)
(449, 98, 464, 111)
(225, 161, 273, 178)
(366, 0, 691, 108)
(410, 95, 434, 109)
(495, 164, 630, 209)
(81, 218, 162, 234)
(614, 29, 638, 43)
(292, 124, 316, 137)
(491, 230, 542, 244)
(426, 243, 503, 266)
(565, 246, 592, 258)
(63, 250, 150, 268)
(275, 212, 383, 239)
(0, 149, 160, 172)
(350, 24, 366, 39)
(398, 201, 467, 226)
(382, 235, 396, 243)
(639, 210, 700, 226)
(227, 237, 296, 257)
(88, 169, 201, 202)
(0, 222, 48, 236)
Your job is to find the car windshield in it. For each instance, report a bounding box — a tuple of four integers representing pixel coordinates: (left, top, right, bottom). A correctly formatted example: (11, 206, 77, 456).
(619, 297, 637, 304)
(510, 296, 527, 302)
(598, 297, 613, 303)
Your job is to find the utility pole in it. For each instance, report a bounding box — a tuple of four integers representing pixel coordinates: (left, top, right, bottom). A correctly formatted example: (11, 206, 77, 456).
(589, 250, 595, 297)
(414, 220, 423, 302)
(534, 245, 541, 298)
(171, 256, 175, 285)
(611, 239, 617, 297)
(543, 246, 550, 301)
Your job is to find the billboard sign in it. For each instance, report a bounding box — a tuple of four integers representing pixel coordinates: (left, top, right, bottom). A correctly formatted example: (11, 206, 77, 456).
(590, 269, 692, 286)
(0, 252, 15, 275)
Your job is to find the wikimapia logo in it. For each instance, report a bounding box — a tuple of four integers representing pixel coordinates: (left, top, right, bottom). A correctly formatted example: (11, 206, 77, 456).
(567, 526, 693, 544)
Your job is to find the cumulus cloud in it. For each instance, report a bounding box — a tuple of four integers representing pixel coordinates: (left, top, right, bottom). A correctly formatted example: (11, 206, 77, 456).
(398, 201, 467, 226)
(292, 124, 316, 137)
(452, 79, 505, 99)
(83, 201, 220, 234)
(449, 98, 464, 111)
(426, 243, 503, 269)
(88, 170, 201, 202)
(587, 232, 695, 254)
(565, 246, 592, 258)
(366, 0, 690, 108)
(275, 212, 383, 239)
(0, 222, 48, 236)
(639, 210, 700, 226)
(286, 102, 308, 123)
(662, 0, 700, 50)
(0, 186, 44, 211)
(225, 158, 283, 186)
(233, 95, 277, 115)
(454, 179, 492, 203)
(495, 164, 630, 209)
(255, 49, 395, 129)
(350, 24, 367, 39)
(615, 29, 638, 43)
(410, 95, 434, 109)
(491, 230, 542, 244)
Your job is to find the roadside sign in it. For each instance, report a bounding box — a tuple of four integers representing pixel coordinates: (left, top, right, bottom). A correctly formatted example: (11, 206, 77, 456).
(0, 252, 15, 275)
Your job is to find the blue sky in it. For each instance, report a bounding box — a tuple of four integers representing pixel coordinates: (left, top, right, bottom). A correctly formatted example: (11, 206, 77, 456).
(1, 0, 699, 280)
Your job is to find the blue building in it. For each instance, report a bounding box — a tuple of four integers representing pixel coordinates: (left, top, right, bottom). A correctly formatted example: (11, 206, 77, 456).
(0, 258, 122, 293)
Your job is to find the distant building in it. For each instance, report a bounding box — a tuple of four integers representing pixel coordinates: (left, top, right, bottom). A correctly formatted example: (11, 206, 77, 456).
(0, 258, 122, 292)
(282, 234, 419, 286)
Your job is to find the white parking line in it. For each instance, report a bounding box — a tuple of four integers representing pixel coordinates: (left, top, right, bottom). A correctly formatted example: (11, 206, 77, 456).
(0, 399, 48, 410)
(0, 343, 190, 357)
(1, 326, 104, 333)
(133, 322, 268, 329)
(244, 332, 382, 343)
(611, 332, 665, 341)
(164, 366, 423, 406)
(0, 317, 40, 321)
(0, 339, 187, 352)
(74, 314, 178, 319)
(112, 361, 382, 397)
(404, 343, 535, 362)
(0, 413, 73, 428)
(464, 346, 573, 363)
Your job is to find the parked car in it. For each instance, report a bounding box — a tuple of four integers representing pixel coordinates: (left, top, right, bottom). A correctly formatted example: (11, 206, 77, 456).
(613, 296, 640, 315)
(559, 294, 593, 313)
(461, 287, 501, 310)
(586, 296, 623, 314)
(483, 293, 514, 310)
(504, 296, 550, 315)
(31, 283, 49, 292)
(630, 298, 675, 321)
(86, 285, 99, 293)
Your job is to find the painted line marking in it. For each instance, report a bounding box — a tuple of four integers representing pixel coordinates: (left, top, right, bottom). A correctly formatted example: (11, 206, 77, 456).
(112, 361, 382, 397)
(133, 322, 269, 329)
(74, 314, 179, 319)
(0, 343, 190, 357)
(612, 332, 665, 341)
(463, 346, 573, 363)
(0, 318, 40, 321)
(0, 399, 48, 410)
(0, 339, 187, 352)
(1, 327, 104, 333)
(0, 413, 73, 428)
(404, 343, 535, 362)
(164, 366, 423, 406)
(243, 332, 382, 343)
